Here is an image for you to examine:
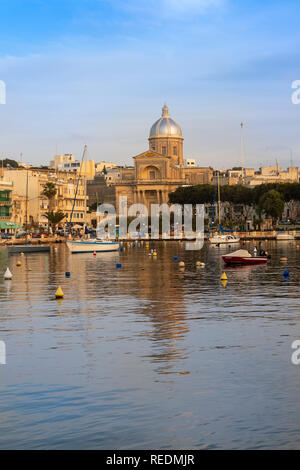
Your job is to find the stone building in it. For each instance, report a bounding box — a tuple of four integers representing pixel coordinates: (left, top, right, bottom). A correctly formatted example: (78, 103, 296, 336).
(50, 154, 96, 179)
(115, 104, 213, 211)
(213, 165, 299, 186)
(87, 173, 116, 208)
(3, 168, 88, 228)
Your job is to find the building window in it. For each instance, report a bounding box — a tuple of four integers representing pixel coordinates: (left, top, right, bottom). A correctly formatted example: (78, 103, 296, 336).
(162, 146, 166, 155)
(149, 171, 156, 180)
(173, 146, 177, 156)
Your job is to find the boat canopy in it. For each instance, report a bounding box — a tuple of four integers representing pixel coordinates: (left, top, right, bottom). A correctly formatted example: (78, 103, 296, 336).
(223, 250, 251, 258)
(0, 221, 22, 230)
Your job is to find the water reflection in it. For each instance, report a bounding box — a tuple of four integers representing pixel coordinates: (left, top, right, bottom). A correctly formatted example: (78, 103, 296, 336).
(0, 242, 300, 448)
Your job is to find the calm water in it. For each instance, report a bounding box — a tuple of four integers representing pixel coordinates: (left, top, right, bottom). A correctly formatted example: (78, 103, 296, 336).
(0, 241, 300, 449)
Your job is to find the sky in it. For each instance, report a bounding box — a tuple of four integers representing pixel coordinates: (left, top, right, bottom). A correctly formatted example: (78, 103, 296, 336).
(0, 0, 300, 169)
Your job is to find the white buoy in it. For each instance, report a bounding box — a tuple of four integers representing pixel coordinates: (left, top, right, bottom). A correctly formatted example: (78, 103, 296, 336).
(4, 267, 12, 280)
(179, 261, 185, 268)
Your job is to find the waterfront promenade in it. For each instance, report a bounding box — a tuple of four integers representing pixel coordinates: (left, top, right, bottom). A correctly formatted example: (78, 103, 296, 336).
(0, 229, 299, 246)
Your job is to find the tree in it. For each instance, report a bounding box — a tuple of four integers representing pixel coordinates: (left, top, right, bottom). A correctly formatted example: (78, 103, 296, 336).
(43, 211, 66, 234)
(258, 190, 285, 225)
(41, 182, 57, 210)
(1, 158, 19, 168)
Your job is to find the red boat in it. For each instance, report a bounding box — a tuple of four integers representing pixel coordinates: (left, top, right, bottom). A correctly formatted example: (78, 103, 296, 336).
(222, 250, 268, 265)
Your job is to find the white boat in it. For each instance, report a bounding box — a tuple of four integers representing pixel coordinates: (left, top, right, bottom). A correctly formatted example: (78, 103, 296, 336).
(209, 171, 240, 245)
(276, 232, 295, 241)
(209, 234, 240, 245)
(67, 239, 120, 253)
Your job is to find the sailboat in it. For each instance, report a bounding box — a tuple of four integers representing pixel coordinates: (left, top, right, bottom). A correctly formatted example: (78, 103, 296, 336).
(66, 145, 120, 254)
(208, 171, 240, 245)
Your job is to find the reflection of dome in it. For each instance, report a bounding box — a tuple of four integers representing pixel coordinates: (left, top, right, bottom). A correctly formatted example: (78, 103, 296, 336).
(149, 104, 182, 137)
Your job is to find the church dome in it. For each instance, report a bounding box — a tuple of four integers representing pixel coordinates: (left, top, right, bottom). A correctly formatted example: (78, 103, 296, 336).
(149, 104, 182, 138)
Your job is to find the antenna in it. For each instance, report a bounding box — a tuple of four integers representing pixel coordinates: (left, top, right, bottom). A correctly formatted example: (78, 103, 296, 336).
(240, 122, 245, 184)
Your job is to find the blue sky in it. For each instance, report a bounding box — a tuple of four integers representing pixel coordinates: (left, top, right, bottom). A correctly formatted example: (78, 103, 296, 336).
(0, 0, 300, 169)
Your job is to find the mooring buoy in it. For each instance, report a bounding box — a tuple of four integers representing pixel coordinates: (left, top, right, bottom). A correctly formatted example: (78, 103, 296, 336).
(55, 286, 64, 299)
(4, 267, 12, 280)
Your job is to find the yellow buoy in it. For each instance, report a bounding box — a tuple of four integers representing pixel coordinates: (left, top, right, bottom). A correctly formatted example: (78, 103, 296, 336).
(221, 279, 228, 288)
(16, 261, 22, 267)
(55, 286, 64, 299)
(221, 272, 228, 281)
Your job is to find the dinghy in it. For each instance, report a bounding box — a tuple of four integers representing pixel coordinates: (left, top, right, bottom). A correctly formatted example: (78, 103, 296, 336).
(222, 249, 268, 265)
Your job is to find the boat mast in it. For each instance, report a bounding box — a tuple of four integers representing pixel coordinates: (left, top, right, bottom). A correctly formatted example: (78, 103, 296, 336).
(217, 170, 221, 228)
(69, 145, 87, 230)
(83, 146, 87, 234)
(25, 167, 29, 242)
(240, 122, 245, 184)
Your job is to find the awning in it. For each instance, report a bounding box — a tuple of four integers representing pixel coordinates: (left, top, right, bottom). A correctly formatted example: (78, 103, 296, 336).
(0, 221, 22, 230)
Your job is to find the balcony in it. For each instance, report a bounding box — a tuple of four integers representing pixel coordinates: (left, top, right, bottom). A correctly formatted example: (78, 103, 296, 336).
(0, 200, 12, 206)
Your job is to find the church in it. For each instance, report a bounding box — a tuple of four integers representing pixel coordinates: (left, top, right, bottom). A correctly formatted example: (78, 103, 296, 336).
(115, 104, 213, 211)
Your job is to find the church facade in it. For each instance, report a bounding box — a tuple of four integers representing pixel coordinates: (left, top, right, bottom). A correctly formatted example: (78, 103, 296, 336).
(115, 105, 213, 211)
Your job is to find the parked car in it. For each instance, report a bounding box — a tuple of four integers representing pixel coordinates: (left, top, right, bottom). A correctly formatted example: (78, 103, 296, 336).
(279, 220, 292, 225)
(15, 232, 27, 239)
(56, 230, 69, 237)
(1, 233, 12, 239)
(31, 233, 41, 238)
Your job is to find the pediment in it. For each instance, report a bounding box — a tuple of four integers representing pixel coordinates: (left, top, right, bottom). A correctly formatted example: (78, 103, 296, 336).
(133, 150, 171, 160)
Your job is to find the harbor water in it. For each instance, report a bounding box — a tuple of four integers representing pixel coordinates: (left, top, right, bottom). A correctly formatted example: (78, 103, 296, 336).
(0, 241, 300, 449)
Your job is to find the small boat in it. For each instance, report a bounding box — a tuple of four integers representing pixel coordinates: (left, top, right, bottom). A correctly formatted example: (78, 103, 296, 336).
(209, 171, 240, 245)
(8, 245, 50, 254)
(222, 249, 268, 265)
(209, 234, 240, 245)
(276, 232, 295, 241)
(67, 239, 120, 253)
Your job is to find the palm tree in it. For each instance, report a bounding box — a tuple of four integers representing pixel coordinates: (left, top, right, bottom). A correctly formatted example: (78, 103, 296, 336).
(43, 211, 66, 235)
(41, 182, 57, 210)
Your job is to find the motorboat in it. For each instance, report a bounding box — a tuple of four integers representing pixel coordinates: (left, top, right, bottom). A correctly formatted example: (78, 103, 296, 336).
(222, 249, 268, 265)
(66, 239, 120, 253)
(7, 245, 50, 254)
(275, 232, 295, 241)
(209, 234, 240, 245)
